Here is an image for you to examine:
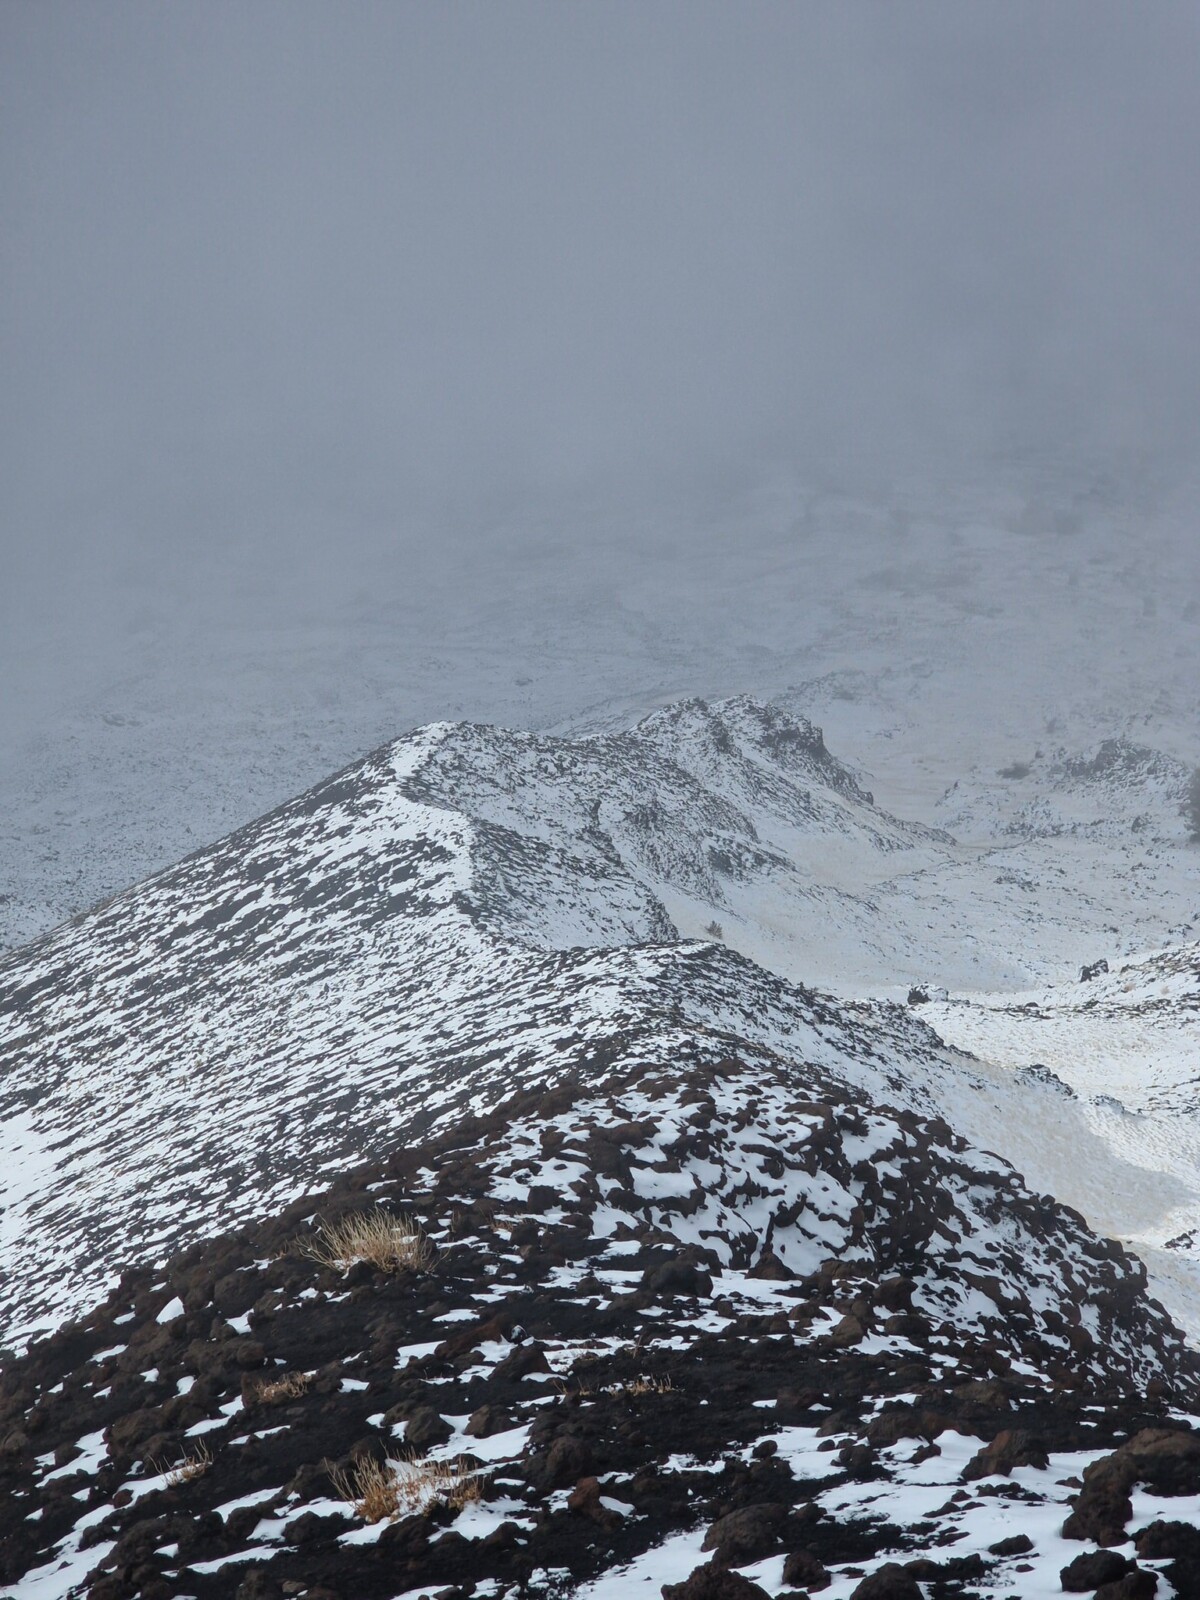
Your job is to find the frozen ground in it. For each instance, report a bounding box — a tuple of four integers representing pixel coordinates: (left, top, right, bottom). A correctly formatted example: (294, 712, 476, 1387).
(2, 689, 1199, 1350)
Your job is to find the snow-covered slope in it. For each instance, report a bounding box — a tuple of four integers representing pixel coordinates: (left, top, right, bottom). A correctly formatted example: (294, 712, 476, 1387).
(916, 944, 1200, 1327)
(398, 696, 960, 978)
(4, 1043, 1200, 1600)
(936, 735, 1196, 844)
(2, 696, 1194, 1371)
(6, 690, 1200, 1598)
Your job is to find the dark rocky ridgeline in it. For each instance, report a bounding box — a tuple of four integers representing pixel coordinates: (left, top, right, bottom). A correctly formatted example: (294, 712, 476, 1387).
(2, 1052, 1199, 1600)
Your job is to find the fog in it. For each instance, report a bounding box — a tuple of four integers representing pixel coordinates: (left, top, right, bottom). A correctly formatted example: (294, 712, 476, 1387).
(3, 3, 1200, 940)
(6, 6, 1200, 570)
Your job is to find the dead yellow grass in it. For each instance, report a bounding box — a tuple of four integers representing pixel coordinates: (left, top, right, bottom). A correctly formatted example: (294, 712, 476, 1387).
(619, 1374, 674, 1396)
(557, 1373, 674, 1399)
(252, 1370, 312, 1404)
(153, 1441, 212, 1486)
(298, 1210, 435, 1274)
(325, 1452, 482, 1523)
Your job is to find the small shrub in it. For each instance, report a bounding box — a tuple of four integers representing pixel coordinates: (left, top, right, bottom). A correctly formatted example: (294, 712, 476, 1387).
(326, 1455, 399, 1523)
(326, 1451, 482, 1522)
(298, 1210, 435, 1274)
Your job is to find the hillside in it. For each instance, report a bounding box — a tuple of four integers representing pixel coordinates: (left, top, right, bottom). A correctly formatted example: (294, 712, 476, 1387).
(3, 1047, 1200, 1600)
(4, 696, 1200, 1597)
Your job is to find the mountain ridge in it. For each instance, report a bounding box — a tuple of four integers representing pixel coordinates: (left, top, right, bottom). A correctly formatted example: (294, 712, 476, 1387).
(5, 694, 1200, 1597)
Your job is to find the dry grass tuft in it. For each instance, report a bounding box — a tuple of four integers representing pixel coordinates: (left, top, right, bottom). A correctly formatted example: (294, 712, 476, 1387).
(619, 1374, 674, 1396)
(326, 1454, 400, 1524)
(558, 1373, 674, 1399)
(298, 1210, 435, 1274)
(252, 1370, 312, 1404)
(325, 1452, 482, 1523)
(152, 1441, 213, 1486)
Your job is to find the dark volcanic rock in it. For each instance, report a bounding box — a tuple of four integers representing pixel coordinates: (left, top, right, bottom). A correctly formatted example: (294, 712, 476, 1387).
(826, 1313, 866, 1349)
(465, 1403, 510, 1438)
(1135, 1519, 1200, 1596)
(1062, 1466, 1135, 1546)
(961, 1427, 1049, 1481)
(988, 1532, 1034, 1556)
(403, 1405, 453, 1450)
(701, 1503, 787, 1564)
(567, 1475, 622, 1530)
(1, 1037, 1199, 1600)
(1063, 1425, 1200, 1545)
(532, 1431, 594, 1489)
(781, 1548, 831, 1589)
(661, 1563, 772, 1599)
(1118, 1424, 1200, 1492)
(1061, 1549, 1135, 1589)
(1094, 1570, 1159, 1600)
(847, 1563, 923, 1599)
(641, 1259, 714, 1298)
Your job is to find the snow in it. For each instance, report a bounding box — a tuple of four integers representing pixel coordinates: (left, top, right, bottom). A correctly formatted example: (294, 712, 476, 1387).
(41, 1430, 107, 1483)
(572, 1525, 709, 1597)
(212, 1485, 286, 1517)
(915, 946, 1200, 1336)
(2, 470, 1200, 1430)
(570, 1422, 1198, 1600)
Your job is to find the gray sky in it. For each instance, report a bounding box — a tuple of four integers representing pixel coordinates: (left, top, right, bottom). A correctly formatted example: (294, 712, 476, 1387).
(3, 2, 1200, 736)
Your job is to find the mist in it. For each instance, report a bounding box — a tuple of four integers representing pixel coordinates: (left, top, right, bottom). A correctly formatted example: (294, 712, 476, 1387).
(6, 4, 1200, 543)
(3, 2, 1200, 941)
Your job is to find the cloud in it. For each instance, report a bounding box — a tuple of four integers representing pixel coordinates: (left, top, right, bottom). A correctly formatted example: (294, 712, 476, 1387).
(2, 1, 1198, 732)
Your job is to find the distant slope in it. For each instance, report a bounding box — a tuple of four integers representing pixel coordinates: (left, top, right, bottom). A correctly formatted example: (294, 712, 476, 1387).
(937, 735, 1195, 844)
(917, 942, 1200, 1332)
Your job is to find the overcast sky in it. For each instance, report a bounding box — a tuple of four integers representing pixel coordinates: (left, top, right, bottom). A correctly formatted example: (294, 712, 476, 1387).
(3, 2, 1200, 733)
